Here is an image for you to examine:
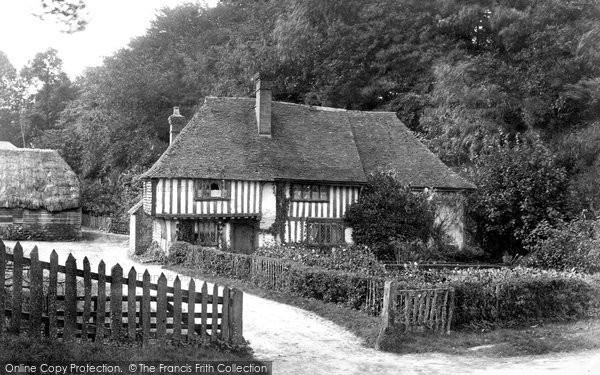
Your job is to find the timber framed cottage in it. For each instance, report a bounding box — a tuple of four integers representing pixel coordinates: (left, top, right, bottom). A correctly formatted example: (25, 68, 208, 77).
(137, 73, 474, 254)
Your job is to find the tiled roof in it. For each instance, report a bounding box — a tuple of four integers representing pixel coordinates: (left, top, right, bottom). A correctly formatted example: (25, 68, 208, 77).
(142, 97, 474, 190)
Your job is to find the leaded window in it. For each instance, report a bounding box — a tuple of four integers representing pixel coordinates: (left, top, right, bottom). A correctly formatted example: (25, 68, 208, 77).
(291, 184, 329, 202)
(307, 220, 345, 245)
(195, 179, 230, 200)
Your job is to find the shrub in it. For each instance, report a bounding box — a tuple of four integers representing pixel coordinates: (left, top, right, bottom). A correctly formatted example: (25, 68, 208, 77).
(344, 171, 435, 261)
(391, 240, 490, 263)
(134, 241, 166, 263)
(523, 218, 600, 273)
(254, 243, 386, 276)
(165, 241, 189, 264)
(170, 243, 600, 328)
(448, 267, 599, 328)
(468, 134, 569, 257)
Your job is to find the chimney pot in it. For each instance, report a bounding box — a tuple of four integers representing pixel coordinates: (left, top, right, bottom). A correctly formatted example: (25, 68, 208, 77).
(168, 106, 186, 145)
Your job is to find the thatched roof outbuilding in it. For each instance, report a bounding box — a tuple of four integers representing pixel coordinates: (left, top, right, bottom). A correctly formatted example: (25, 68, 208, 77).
(0, 147, 80, 212)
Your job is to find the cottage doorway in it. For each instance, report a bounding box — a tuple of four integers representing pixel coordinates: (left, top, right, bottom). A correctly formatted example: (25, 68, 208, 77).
(231, 221, 256, 254)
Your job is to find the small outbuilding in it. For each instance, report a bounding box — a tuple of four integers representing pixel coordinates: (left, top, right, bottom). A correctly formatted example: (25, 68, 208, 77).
(0, 144, 82, 240)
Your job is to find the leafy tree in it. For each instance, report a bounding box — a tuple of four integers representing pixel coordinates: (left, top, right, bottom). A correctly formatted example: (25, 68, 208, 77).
(468, 134, 570, 257)
(0, 51, 22, 146)
(344, 171, 435, 261)
(20, 49, 76, 144)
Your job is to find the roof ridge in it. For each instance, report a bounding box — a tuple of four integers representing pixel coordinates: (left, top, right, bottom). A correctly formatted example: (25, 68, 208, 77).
(204, 96, 398, 114)
(0, 148, 58, 153)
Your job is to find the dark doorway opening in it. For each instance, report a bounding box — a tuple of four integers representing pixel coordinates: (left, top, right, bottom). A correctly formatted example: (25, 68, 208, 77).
(231, 220, 257, 254)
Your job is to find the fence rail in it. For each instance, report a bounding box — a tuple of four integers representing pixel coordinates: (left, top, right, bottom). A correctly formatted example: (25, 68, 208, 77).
(0, 240, 242, 344)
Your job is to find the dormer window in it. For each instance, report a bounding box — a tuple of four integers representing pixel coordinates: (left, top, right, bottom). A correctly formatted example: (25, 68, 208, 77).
(195, 179, 230, 200)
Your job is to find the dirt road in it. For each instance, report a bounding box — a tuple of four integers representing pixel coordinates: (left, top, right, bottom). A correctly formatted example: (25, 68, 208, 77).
(4, 231, 600, 375)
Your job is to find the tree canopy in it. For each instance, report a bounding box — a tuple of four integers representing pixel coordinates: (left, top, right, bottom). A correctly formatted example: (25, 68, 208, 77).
(1, 0, 599, 255)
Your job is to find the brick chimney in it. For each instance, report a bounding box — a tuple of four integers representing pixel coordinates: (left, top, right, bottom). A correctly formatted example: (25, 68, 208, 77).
(168, 106, 185, 144)
(254, 73, 272, 137)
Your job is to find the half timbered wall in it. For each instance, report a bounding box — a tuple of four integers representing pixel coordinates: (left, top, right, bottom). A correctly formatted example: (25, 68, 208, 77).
(286, 185, 360, 243)
(154, 179, 262, 217)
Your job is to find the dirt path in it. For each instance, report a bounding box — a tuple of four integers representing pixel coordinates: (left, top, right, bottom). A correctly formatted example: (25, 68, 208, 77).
(4, 231, 600, 374)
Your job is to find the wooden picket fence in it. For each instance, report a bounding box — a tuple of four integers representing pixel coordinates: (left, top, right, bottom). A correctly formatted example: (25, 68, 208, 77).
(365, 278, 385, 315)
(250, 256, 289, 290)
(377, 280, 454, 345)
(0, 240, 243, 344)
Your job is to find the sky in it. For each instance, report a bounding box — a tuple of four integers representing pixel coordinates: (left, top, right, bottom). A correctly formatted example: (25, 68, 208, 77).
(0, 0, 217, 79)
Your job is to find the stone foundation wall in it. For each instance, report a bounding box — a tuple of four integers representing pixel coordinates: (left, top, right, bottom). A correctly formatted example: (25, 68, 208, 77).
(0, 223, 82, 241)
(0, 207, 82, 241)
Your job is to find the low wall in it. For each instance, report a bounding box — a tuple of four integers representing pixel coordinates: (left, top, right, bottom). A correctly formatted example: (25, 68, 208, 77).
(0, 207, 81, 240)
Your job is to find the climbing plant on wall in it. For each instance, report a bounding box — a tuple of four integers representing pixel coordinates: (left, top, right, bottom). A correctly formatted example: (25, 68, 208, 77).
(270, 182, 290, 242)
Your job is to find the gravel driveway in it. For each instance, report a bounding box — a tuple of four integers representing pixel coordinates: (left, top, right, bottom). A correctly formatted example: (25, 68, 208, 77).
(3, 230, 600, 375)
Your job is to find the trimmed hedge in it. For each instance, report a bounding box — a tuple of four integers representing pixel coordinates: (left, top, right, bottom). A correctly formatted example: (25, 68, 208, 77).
(169, 242, 600, 328)
(448, 269, 598, 328)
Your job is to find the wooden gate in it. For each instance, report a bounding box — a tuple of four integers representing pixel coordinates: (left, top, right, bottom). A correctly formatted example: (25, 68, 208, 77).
(377, 280, 455, 344)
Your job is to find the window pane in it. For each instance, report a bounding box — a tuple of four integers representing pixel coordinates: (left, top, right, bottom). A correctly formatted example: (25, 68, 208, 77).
(221, 181, 229, 198)
(210, 181, 221, 197)
(303, 185, 311, 199)
(312, 186, 320, 200)
(319, 186, 328, 200)
(292, 185, 302, 200)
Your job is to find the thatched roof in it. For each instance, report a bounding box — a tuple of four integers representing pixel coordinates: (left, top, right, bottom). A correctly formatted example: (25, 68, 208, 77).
(0, 142, 16, 150)
(142, 97, 475, 190)
(0, 148, 80, 211)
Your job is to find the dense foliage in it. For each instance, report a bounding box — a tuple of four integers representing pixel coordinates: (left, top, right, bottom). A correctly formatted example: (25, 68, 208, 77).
(448, 267, 598, 328)
(169, 242, 600, 327)
(344, 171, 435, 261)
(468, 134, 570, 257)
(1, 0, 599, 253)
(254, 243, 386, 276)
(523, 218, 600, 273)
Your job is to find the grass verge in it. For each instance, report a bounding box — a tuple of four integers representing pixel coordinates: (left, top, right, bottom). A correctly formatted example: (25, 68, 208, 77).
(166, 264, 600, 358)
(0, 334, 255, 370)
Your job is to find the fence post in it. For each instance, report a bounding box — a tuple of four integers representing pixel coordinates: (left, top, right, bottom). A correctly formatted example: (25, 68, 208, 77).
(173, 276, 182, 341)
(441, 289, 449, 334)
(446, 288, 455, 335)
(110, 264, 123, 341)
(211, 283, 218, 341)
(29, 246, 43, 338)
(128, 267, 136, 342)
(64, 254, 77, 341)
(221, 287, 230, 342)
(48, 250, 58, 339)
(156, 273, 167, 345)
(0, 239, 5, 336)
(201, 282, 208, 339)
(82, 257, 92, 341)
(375, 280, 397, 350)
(96, 261, 106, 341)
(141, 270, 150, 346)
(11, 242, 23, 334)
(230, 288, 243, 344)
(187, 279, 195, 341)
